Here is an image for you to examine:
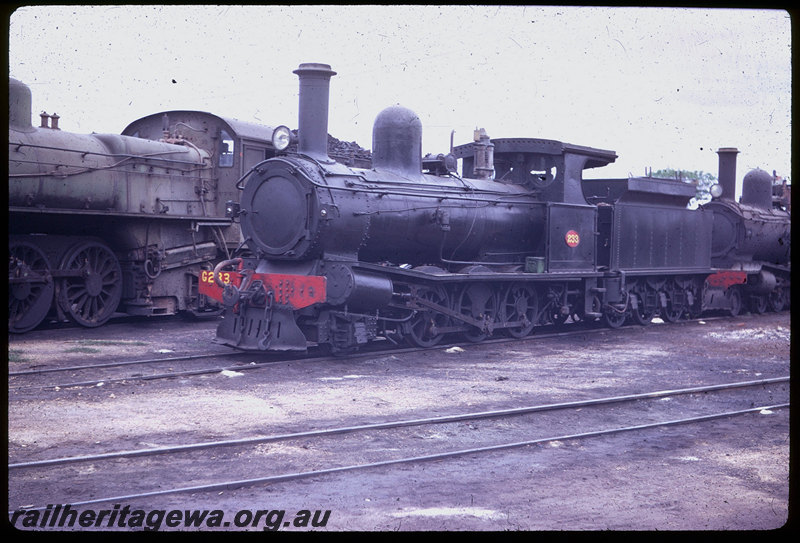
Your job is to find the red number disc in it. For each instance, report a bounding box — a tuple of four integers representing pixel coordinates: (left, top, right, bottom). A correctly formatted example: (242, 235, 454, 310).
(565, 230, 580, 247)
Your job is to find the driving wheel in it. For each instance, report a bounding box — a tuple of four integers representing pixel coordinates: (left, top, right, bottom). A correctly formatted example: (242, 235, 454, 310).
(405, 285, 449, 348)
(501, 283, 538, 338)
(9, 240, 54, 333)
(57, 240, 122, 327)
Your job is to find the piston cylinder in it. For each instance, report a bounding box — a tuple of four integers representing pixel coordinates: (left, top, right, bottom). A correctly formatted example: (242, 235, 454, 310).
(322, 263, 393, 309)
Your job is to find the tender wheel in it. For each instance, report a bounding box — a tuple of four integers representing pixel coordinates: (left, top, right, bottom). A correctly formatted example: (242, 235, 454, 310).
(57, 240, 122, 327)
(9, 241, 55, 333)
(660, 285, 686, 323)
(727, 286, 742, 317)
(405, 286, 449, 348)
(750, 294, 767, 314)
(457, 283, 498, 342)
(501, 283, 538, 338)
(661, 303, 684, 323)
(768, 289, 785, 312)
(603, 302, 628, 329)
(630, 291, 657, 326)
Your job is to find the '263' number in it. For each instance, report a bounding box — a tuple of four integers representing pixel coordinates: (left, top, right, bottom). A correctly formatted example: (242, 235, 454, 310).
(200, 270, 231, 285)
(565, 230, 580, 248)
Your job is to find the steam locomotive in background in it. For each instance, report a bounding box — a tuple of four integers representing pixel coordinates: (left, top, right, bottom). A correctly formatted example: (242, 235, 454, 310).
(8, 76, 367, 333)
(197, 63, 790, 353)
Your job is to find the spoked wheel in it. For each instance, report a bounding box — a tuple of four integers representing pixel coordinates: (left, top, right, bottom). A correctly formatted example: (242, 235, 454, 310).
(661, 301, 685, 323)
(501, 283, 538, 338)
(57, 240, 122, 327)
(660, 284, 686, 323)
(630, 290, 658, 326)
(9, 240, 55, 333)
(768, 289, 785, 312)
(457, 283, 498, 342)
(727, 286, 743, 317)
(602, 301, 628, 329)
(750, 294, 768, 314)
(405, 285, 449, 348)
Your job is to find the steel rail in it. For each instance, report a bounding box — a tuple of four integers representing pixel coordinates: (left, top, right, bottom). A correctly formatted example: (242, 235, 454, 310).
(6, 320, 615, 390)
(10, 363, 266, 391)
(8, 351, 248, 377)
(10, 402, 789, 511)
(4, 313, 764, 391)
(9, 376, 789, 470)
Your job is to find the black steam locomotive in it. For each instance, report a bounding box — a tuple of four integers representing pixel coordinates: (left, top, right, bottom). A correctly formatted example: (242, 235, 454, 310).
(8, 76, 371, 333)
(192, 62, 786, 353)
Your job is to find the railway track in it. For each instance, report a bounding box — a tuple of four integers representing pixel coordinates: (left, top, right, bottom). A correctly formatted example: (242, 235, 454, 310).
(8, 314, 742, 391)
(8, 376, 789, 511)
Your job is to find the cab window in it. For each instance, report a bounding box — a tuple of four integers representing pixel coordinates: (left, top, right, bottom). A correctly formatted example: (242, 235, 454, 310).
(219, 130, 235, 167)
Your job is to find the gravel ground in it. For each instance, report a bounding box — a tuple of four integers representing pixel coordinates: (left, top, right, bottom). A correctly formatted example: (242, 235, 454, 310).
(7, 311, 792, 531)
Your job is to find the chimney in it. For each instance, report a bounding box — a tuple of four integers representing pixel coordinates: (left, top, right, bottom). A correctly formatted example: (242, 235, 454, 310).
(292, 63, 336, 163)
(716, 147, 739, 201)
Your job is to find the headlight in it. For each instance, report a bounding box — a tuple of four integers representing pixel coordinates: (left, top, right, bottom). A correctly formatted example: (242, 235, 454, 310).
(272, 125, 292, 151)
(225, 200, 241, 218)
(709, 183, 723, 198)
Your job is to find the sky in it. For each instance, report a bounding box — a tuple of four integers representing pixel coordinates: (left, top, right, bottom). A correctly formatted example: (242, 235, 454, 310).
(8, 5, 792, 187)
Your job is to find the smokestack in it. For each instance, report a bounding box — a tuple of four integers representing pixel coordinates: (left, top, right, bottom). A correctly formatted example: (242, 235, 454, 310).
(716, 147, 739, 201)
(293, 63, 336, 163)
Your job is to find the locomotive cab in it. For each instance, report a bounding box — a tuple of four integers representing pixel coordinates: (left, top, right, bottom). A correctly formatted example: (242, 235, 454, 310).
(122, 111, 292, 250)
(454, 137, 617, 205)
